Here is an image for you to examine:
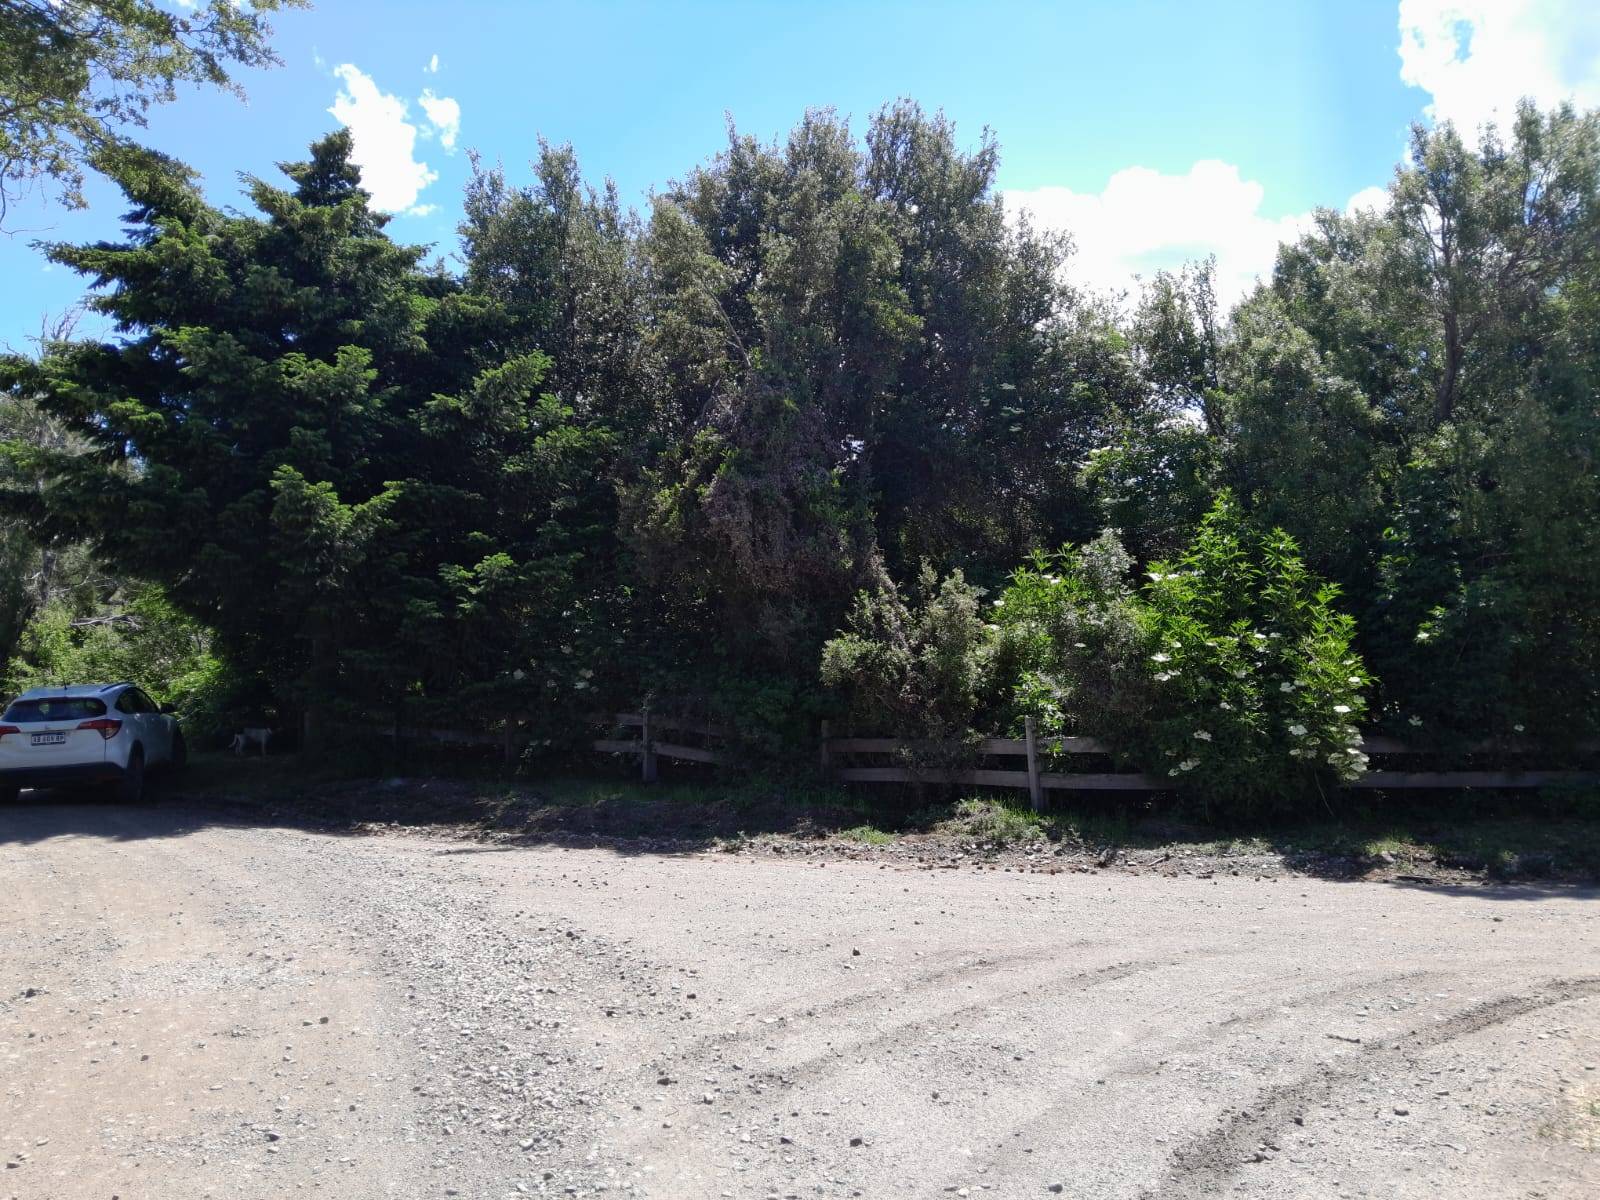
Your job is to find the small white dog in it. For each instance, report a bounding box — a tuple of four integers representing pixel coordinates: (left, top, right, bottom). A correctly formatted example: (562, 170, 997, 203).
(229, 727, 272, 756)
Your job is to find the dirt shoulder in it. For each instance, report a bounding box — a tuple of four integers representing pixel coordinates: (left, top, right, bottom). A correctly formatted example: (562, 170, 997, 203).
(166, 756, 1600, 888)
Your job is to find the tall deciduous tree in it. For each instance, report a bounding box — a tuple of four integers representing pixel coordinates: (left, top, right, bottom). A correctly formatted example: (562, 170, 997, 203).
(1225, 103, 1600, 742)
(600, 104, 1140, 729)
(0, 0, 302, 222)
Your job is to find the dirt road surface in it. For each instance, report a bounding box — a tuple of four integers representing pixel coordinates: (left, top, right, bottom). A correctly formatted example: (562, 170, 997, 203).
(3, 801, 1597, 1199)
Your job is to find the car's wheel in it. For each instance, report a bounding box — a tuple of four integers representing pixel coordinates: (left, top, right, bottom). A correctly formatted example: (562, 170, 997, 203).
(170, 730, 188, 771)
(117, 748, 145, 804)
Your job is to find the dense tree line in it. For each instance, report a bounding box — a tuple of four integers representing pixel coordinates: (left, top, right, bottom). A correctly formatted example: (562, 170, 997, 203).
(2, 100, 1596, 799)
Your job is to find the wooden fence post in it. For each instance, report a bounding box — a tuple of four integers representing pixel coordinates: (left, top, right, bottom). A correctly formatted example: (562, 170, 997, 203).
(1024, 715, 1043, 812)
(819, 720, 832, 780)
(641, 705, 658, 784)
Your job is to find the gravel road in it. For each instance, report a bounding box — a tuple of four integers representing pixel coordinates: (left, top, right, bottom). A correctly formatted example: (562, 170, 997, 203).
(3, 800, 1597, 1199)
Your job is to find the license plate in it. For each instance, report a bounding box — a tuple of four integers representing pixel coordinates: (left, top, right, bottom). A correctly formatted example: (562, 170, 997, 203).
(30, 732, 66, 746)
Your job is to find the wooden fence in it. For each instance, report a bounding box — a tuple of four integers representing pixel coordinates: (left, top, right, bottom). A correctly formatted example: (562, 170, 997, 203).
(813, 724, 1598, 810)
(592, 711, 726, 783)
(385, 710, 1598, 809)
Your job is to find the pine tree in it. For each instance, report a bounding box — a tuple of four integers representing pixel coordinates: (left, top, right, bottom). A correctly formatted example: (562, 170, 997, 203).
(1, 132, 613, 743)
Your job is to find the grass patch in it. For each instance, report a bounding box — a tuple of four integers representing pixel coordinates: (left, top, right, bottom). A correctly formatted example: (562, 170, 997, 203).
(840, 824, 894, 845)
(941, 797, 1049, 846)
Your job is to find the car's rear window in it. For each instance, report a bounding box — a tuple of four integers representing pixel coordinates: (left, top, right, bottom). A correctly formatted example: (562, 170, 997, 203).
(2, 697, 107, 723)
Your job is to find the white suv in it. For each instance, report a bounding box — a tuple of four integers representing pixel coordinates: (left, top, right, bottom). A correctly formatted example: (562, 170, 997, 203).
(0, 683, 186, 804)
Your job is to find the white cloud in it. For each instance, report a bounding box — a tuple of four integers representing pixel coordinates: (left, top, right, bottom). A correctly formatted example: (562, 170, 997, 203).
(1006, 162, 1315, 308)
(1398, 0, 1600, 135)
(1005, 3, 1600, 311)
(418, 89, 461, 151)
(1007, 165, 1392, 309)
(426, 53, 440, 74)
(328, 63, 437, 214)
(1344, 185, 1391, 217)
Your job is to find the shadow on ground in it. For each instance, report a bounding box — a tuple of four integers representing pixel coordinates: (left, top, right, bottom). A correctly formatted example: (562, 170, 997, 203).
(3, 751, 1597, 893)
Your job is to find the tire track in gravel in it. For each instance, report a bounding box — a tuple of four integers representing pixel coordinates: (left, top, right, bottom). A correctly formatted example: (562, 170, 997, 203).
(608, 955, 1174, 1187)
(671, 955, 1437, 1116)
(11, 810, 1597, 1200)
(629, 941, 1101, 1069)
(941, 966, 1457, 1195)
(1145, 976, 1600, 1199)
(641, 957, 1169, 1100)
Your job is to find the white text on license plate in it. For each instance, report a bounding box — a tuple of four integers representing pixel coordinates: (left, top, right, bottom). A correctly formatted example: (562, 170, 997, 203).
(30, 732, 67, 746)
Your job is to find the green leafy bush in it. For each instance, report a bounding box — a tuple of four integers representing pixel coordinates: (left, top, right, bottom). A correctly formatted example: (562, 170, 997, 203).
(998, 494, 1372, 818)
(820, 564, 997, 750)
(4, 586, 233, 738)
(990, 530, 1149, 741)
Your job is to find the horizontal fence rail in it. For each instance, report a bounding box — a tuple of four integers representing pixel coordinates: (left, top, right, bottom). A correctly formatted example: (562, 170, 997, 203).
(814, 723, 1598, 807)
(381, 709, 1598, 806)
(597, 714, 1598, 808)
(591, 709, 731, 782)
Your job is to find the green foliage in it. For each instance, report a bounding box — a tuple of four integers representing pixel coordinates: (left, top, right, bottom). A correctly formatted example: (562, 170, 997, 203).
(0, 0, 303, 221)
(0, 365, 109, 665)
(4, 585, 230, 735)
(1225, 104, 1600, 749)
(821, 563, 997, 748)
(840, 823, 894, 845)
(3, 97, 1598, 798)
(991, 530, 1147, 741)
(998, 496, 1371, 818)
(1368, 428, 1600, 749)
(1079, 416, 1215, 567)
(621, 102, 1138, 714)
(1, 131, 618, 746)
(944, 797, 1047, 846)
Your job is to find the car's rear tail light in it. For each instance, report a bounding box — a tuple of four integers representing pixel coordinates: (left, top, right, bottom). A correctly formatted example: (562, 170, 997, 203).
(77, 718, 123, 740)
(0, 725, 18, 741)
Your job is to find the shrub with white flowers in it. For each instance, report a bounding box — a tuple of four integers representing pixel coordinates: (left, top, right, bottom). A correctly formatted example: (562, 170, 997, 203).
(997, 492, 1371, 819)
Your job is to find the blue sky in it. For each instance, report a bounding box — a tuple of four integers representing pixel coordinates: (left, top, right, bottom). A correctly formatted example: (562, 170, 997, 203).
(5, 0, 1600, 350)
